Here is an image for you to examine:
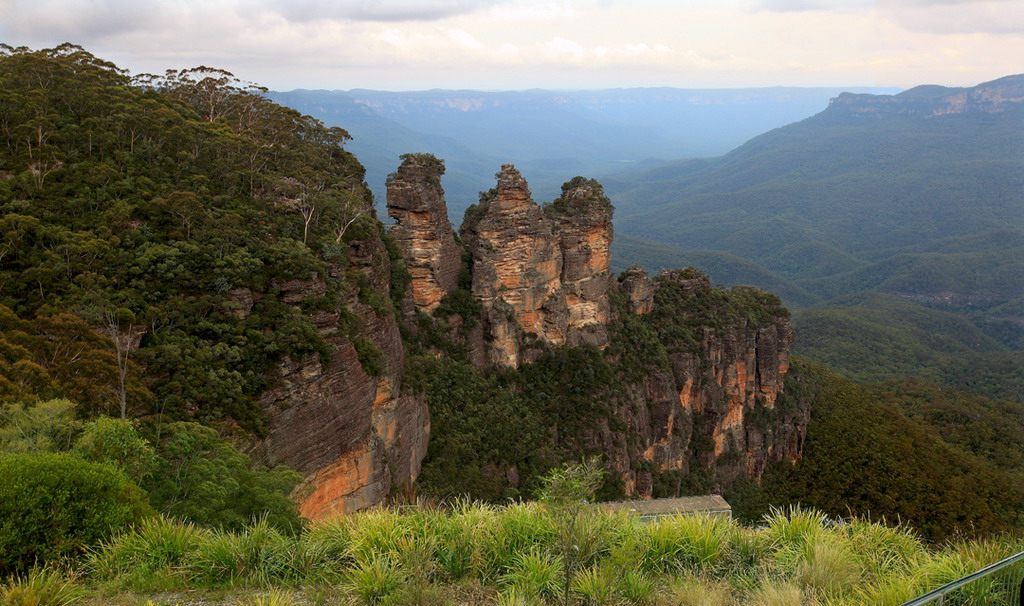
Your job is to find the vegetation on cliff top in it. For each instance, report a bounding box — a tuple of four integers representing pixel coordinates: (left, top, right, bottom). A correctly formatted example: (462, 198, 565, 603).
(0, 43, 379, 433)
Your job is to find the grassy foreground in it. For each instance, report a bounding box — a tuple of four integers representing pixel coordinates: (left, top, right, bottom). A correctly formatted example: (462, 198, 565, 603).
(4, 504, 1022, 606)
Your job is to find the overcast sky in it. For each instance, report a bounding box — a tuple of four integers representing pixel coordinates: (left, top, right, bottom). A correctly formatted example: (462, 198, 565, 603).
(1, 0, 1021, 91)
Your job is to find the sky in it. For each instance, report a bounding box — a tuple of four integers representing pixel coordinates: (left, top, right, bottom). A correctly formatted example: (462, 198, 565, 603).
(0, 0, 1021, 91)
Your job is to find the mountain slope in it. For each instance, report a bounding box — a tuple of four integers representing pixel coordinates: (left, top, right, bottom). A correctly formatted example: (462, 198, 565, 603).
(610, 75, 1024, 303)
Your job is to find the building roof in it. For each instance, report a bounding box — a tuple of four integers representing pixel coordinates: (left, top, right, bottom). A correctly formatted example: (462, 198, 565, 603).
(597, 495, 732, 516)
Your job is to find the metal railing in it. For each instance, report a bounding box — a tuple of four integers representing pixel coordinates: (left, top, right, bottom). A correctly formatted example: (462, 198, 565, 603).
(899, 551, 1024, 606)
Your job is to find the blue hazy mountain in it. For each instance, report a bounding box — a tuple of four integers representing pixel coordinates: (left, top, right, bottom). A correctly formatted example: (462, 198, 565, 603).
(268, 86, 896, 216)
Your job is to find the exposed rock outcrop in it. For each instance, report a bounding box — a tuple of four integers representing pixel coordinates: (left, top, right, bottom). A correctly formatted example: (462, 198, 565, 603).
(828, 73, 1024, 118)
(620, 265, 654, 315)
(461, 166, 616, 367)
(386, 155, 462, 312)
(284, 155, 805, 515)
(546, 177, 613, 349)
(257, 202, 429, 519)
(461, 165, 566, 367)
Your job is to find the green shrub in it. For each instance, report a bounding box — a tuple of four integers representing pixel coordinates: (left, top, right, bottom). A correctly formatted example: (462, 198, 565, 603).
(141, 422, 303, 533)
(0, 453, 152, 574)
(72, 416, 155, 482)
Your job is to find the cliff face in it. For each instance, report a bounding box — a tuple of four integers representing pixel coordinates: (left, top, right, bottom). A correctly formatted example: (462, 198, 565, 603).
(257, 203, 429, 519)
(546, 177, 614, 349)
(827, 74, 1024, 118)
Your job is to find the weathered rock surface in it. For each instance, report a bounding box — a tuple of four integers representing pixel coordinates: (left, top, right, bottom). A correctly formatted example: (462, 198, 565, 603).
(616, 269, 802, 496)
(546, 177, 613, 349)
(461, 165, 565, 367)
(619, 265, 655, 315)
(257, 202, 429, 519)
(269, 155, 806, 515)
(386, 155, 462, 313)
(461, 166, 616, 367)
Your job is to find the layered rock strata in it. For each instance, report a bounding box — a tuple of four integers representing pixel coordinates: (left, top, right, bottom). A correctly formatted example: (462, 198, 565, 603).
(546, 177, 614, 348)
(257, 200, 429, 519)
(294, 156, 805, 513)
(591, 269, 802, 497)
(386, 155, 462, 312)
(459, 165, 614, 367)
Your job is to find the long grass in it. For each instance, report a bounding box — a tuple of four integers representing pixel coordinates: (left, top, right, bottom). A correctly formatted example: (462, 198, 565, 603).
(72, 504, 1024, 605)
(0, 567, 86, 606)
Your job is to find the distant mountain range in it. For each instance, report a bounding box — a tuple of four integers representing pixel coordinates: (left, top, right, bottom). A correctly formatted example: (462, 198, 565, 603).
(608, 74, 1024, 402)
(268, 86, 897, 214)
(608, 74, 1024, 308)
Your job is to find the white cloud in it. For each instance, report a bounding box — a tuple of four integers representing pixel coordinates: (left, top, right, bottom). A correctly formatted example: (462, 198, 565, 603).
(880, 0, 1024, 35)
(266, 0, 501, 23)
(447, 28, 485, 50)
(0, 0, 1019, 90)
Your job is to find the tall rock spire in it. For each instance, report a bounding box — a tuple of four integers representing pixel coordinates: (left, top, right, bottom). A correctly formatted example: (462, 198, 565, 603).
(386, 154, 462, 313)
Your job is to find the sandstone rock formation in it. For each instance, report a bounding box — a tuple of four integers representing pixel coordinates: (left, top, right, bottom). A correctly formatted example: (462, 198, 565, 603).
(619, 265, 654, 315)
(546, 177, 614, 348)
(258, 198, 429, 519)
(461, 164, 566, 367)
(461, 166, 615, 367)
(274, 155, 806, 516)
(597, 268, 802, 497)
(386, 154, 462, 313)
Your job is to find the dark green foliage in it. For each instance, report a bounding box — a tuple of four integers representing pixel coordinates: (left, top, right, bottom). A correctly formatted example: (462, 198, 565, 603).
(432, 288, 482, 335)
(140, 421, 303, 533)
(792, 292, 1022, 403)
(413, 356, 547, 501)
(761, 361, 1024, 542)
(512, 346, 621, 444)
(545, 176, 613, 217)
(72, 416, 155, 482)
(605, 287, 670, 382)
(351, 336, 385, 377)
(0, 452, 153, 574)
(0, 45, 377, 434)
(645, 269, 787, 361)
(867, 378, 1024, 472)
(0, 304, 151, 417)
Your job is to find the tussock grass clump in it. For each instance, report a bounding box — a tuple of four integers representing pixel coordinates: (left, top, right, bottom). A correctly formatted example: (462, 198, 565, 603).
(0, 567, 86, 606)
(639, 513, 734, 574)
(188, 518, 295, 588)
(666, 576, 733, 606)
(571, 566, 617, 605)
(78, 503, 1024, 606)
(500, 548, 563, 602)
(343, 555, 406, 605)
(86, 516, 205, 591)
(794, 539, 860, 596)
(745, 581, 806, 606)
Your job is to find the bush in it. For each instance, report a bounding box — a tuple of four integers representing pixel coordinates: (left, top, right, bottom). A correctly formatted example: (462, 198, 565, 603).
(0, 453, 152, 574)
